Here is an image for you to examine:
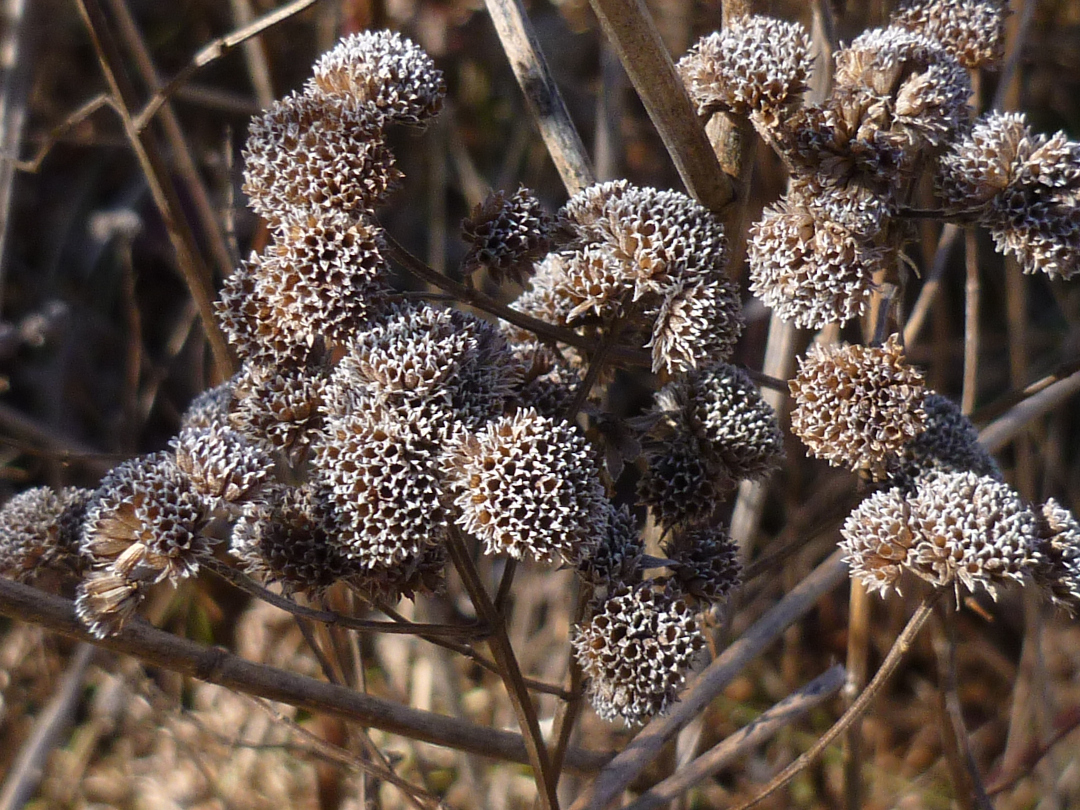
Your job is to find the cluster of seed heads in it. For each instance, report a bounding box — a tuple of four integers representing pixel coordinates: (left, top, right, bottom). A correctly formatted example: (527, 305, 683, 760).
(4, 4, 1079, 732)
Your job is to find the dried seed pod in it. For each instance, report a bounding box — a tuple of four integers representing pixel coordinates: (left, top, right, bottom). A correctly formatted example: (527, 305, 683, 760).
(573, 580, 704, 725)
(172, 423, 273, 505)
(243, 91, 400, 225)
(231, 485, 351, 597)
(894, 393, 1001, 482)
(938, 112, 1080, 279)
(678, 15, 812, 120)
(790, 336, 927, 479)
(638, 436, 733, 529)
(1030, 499, 1080, 614)
(461, 187, 553, 285)
(0, 486, 92, 581)
(664, 526, 742, 604)
(444, 407, 607, 566)
(180, 377, 237, 431)
(647, 275, 744, 374)
(841, 487, 917, 595)
(891, 0, 1007, 69)
(576, 504, 644, 590)
(748, 200, 884, 329)
(314, 408, 448, 569)
(349, 545, 447, 606)
(230, 362, 329, 459)
(908, 470, 1037, 597)
(75, 570, 147, 639)
(308, 30, 446, 127)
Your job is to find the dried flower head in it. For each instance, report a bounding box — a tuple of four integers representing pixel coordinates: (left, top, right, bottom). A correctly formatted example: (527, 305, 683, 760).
(81, 452, 209, 585)
(907, 470, 1036, 596)
(573, 580, 704, 725)
(0, 486, 92, 581)
(892, 0, 1008, 69)
(231, 485, 351, 597)
(230, 362, 328, 459)
(445, 408, 607, 566)
(350, 545, 447, 606)
(308, 30, 445, 127)
(678, 15, 812, 120)
(894, 393, 1001, 482)
(938, 112, 1080, 279)
(748, 200, 884, 328)
(75, 571, 147, 639)
(790, 336, 927, 479)
(664, 526, 742, 604)
(314, 408, 448, 569)
(638, 436, 731, 529)
(647, 275, 744, 374)
(180, 377, 236, 431)
(1030, 499, 1080, 614)
(510, 340, 583, 420)
(461, 187, 553, 285)
(172, 423, 273, 505)
(841, 487, 917, 595)
(576, 504, 644, 589)
(243, 91, 400, 225)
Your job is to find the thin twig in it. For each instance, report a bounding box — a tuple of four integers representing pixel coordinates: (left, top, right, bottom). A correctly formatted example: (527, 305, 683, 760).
(484, 0, 595, 195)
(587, 0, 734, 214)
(623, 664, 847, 810)
(573, 550, 849, 810)
(730, 592, 941, 810)
(977, 369, 1080, 452)
(0, 576, 612, 772)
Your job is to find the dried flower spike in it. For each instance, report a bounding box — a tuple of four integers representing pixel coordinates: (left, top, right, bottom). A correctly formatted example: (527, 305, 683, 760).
(0, 486, 92, 582)
(461, 187, 553, 285)
(790, 336, 927, 479)
(574, 581, 704, 725)
(891, 0, 1008, 70)
(308, 30, 446, 127)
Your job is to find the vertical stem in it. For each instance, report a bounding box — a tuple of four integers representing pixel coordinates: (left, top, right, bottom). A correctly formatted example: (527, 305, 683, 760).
(962, 227, 980, 415)
(841, 578, 870, 810)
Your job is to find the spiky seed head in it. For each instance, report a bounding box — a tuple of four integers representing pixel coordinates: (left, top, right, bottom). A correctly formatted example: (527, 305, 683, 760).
(908, 470, 1037, 597)
(647, 275, 744, 374)
(231, 485, 350, 597)
(242, 91, 401, 225)
(663, 526, 742, 604)
(748, 200, 884, 329)
(314, 408, 448, 569)
(894, 393, 1002, 483)
(573, 580, 704, 725)
(444, 408, 608, 566)
(350, 545, 447, 606)
(308, 30, 446, 127)
(790, 336, 927, 480)
(180, 378, 237, 431)
(461, 188, 553, 285)
(638, 436, 733, 529)
(892, 0, 1008, 69)
(172, 423, 273, 505)
(1029, 499, 1080, 614)
(841, 487, 917, 595)
(576, 504, 645, 590)
(229, 362, 329, 459)
(678, 15, 812, 120)
(0, 487, 92, 581)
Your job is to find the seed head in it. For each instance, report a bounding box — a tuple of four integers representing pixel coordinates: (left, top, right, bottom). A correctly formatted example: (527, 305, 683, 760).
(308, 30, 445, 127)
(230, 362, 329, 459)
(663, 526, 742, 604)
(0, 487, 92, 581)
(180, 378, 237, 431)
(1030, 499, 1080, 614)
(638, 436, 732, 529)
(576, 504, 644, 590)
(892, 0, 1008, 69)
(647, 275, 744, 374)
(573, 580, 704, 725)
(461, 187, 553, 285)
(678, 15, 812, 120)
(172, 423, 273, 505)
(790, 336, 927, 479)
(444, 407, 607, 566)
(841, 487, 917, 595)
(75, 571, 146, 639)
(350, 545, 447, 606)
(894, 393, 1001, 482)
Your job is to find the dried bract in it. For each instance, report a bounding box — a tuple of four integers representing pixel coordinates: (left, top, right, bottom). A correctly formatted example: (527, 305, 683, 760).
(461, 187, 552, 285)
(0, 487, 92, 581)
(892, 0, 1007, 69)
(790, 336, 927, 479)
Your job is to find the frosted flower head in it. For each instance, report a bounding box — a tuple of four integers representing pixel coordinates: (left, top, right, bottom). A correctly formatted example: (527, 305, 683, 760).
(444, 408, 608, 566)
(308, 30, 445, 127)
(1029, 499, 1080, 614)
(841, 487, 917, 596)
(0, 486, 92, 581)
(576, 504, 644, 590)
(748, 200, 883, 329)
(573, 580, 704, 725)
(243, 91, 401, 225)
(314, 407, 448, 569)
(231, 485, 350, 597)
(230, 362, 329, 459)
(461, 187, 553, 285)
(678, 15, 812, 119)
(894, 393, 1001, 483)
(790, 336, 927, 480)
(892, 0, 1008, 69)
(172, 423, 273, 505)
(663, 526, 742, 605)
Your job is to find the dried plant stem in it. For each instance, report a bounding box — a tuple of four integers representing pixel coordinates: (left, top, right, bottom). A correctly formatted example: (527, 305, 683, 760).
(446, 527, 560, 810)
(731, 592, 940, 810)
(587, 0, 734, 214)
(484, 0, 594, 195)
(544, 585, 591, 793)
(962, 227, 980, 415)
(623, 664, 847, 810)
(841, 578, 870, 810)
(74, 0, 235, 380)
(0, 576, 611, 772)
(574, 549, 849, 810)
(977, 369, 1080, 452)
